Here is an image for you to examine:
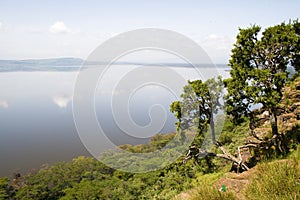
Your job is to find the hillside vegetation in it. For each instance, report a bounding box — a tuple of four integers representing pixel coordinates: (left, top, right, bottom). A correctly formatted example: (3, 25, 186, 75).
(0, 76, 298, 199)
(1, 21, 300, 200)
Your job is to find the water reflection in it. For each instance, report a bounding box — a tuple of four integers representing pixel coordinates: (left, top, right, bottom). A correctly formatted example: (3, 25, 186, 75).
(53, 95, 72, 108)
(0, 100, 9, 108)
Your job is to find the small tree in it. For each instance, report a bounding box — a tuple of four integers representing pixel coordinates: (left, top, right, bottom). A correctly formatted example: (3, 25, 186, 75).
(171, 77, 251, 171)
(188, 76, 223, 144)
(224, 21, 300, 153)
(170, 76, 223, 146)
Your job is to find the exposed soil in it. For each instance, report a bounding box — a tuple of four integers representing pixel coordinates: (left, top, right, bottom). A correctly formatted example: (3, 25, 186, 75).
(213, 167, 257, 200)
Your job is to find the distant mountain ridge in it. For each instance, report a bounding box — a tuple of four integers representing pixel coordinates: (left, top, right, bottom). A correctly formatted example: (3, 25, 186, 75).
(0, 57, 229, 72)
(0, 57, 84, 72)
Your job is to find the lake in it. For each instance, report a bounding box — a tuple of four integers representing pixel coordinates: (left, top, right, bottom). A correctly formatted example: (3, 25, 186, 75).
(0, 64, 229, 177)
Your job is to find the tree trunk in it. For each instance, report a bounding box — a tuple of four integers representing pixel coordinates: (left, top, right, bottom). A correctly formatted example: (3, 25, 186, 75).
(269, 108, 285, 154)
(269, 108, 278, 136)
(210, 115, 216, 145)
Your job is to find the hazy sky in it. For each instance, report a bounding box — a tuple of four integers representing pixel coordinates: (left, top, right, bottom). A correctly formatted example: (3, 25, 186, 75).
(0, 0, 299, 63)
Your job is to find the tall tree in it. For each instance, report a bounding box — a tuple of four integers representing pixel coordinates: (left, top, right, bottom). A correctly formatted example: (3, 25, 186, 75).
(224, 21, 300, 141)
(170, 76, 223, 145)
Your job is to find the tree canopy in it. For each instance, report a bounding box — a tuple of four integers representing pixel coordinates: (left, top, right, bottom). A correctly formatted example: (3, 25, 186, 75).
(170, 76, 223, 145)
(224, 20, 300, 137)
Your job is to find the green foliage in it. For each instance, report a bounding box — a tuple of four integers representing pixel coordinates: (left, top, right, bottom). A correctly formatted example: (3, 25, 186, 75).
(119, 133, 176, 153)
(7, 133, 206, 199)
(218, 117, 250, 154)
(149, 133, 176, 150)
(170, 76, 223, 146)
(9, 128, 244, 200)
(170, 101, 182, 131)
(15, 157, 114, 200)
(224, 25, 261, 124)
(1, 133, 299, 200)
(169, 77, 226, 175)
(0, 177, 10, 200)
(225, 20, 300, 136)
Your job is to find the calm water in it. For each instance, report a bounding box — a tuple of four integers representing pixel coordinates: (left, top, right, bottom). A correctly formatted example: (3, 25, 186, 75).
(0, 65, 229, 177)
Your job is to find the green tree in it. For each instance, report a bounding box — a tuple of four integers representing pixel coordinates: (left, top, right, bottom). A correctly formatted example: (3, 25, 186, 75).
(0, 177, 10, 200)
(224, 21, 300, 151)
(170, 76, 223, 145)
(188, 76, 223, 144)
(172, 77, 252, 171)
(170, 101, 182, 132)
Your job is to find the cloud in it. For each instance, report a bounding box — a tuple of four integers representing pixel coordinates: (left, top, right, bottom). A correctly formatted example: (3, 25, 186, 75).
(0, 100, 9, 108)
(0, 22, 2, 30)
(49, 21, 71, 34)
(193, 33, 235, 63)
(207, 34, 219, 40)
(202, 34, 234, 50)
(53, 96, 72, 108)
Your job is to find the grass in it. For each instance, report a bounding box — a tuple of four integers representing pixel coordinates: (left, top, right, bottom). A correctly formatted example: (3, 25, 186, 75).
(174, 170, 236, 200)
(188, 185, 237, 200)
(244, 146, 300, 200)
(175, 145, 300, 200)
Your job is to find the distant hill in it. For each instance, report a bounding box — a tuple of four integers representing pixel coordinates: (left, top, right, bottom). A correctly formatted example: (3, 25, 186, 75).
(0, 57, 84, 72)
(0, 57, 229, 72)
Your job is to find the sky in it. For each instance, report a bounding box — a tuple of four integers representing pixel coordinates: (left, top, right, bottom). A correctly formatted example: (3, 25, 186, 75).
(0, 0, 299, 63)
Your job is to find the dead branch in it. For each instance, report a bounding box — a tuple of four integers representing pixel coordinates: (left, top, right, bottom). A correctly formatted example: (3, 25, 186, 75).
(183, 143, 258, 172)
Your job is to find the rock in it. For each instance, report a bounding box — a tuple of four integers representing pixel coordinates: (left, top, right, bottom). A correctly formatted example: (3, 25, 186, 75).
(256, 117, 269, 127)
(280, 113, 296, 122)
(253, 128, 272, 140)
(262, 111, 269, 118)
(289, 91, 300, 99)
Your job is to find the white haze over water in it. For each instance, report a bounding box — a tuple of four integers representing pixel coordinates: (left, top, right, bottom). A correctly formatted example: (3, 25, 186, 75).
(0, 65, 229, 177)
